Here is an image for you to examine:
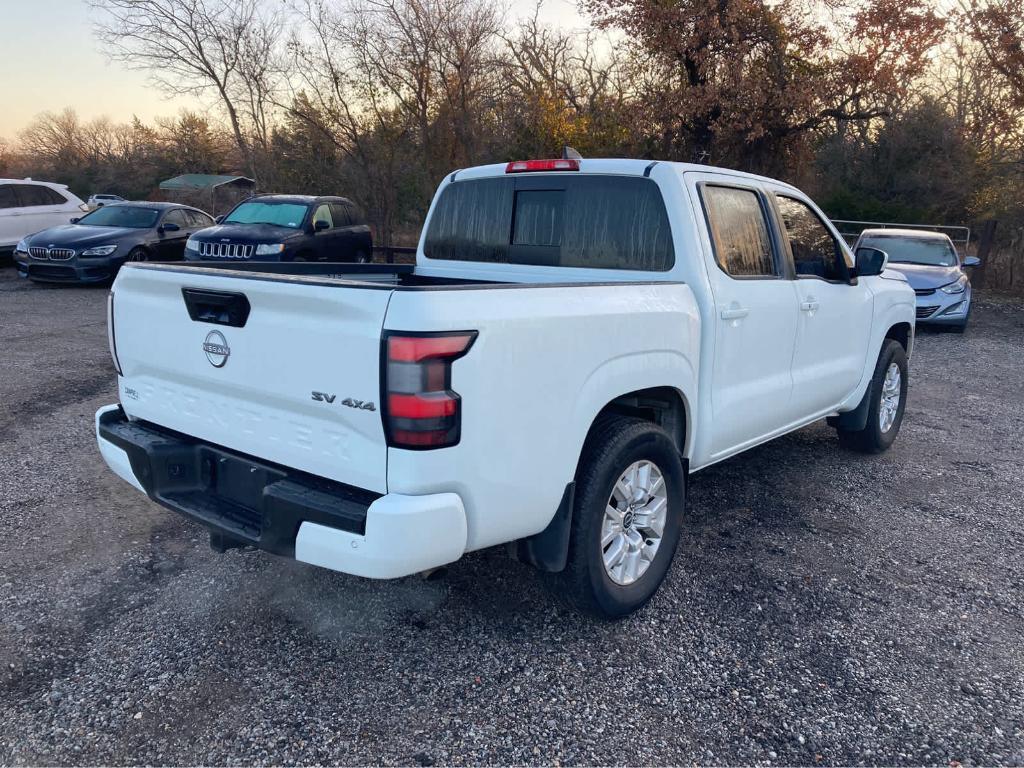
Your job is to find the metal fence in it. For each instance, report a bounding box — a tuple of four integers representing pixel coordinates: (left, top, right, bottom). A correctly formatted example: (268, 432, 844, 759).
(830, 220, 972, 252)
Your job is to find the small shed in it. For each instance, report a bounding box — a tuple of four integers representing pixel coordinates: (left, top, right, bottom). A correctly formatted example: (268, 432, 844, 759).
(158, 174, 256, 215)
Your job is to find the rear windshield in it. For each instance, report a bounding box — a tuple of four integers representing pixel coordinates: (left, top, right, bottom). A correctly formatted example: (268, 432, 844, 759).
(224, 201, 309, 229)
(424, 175, 674, 271)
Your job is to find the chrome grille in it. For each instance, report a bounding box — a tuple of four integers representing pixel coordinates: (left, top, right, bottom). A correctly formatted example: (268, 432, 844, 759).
(917, 305, 939, 319)
(29, 246, 75, 260)
(198, 242, 254, 259)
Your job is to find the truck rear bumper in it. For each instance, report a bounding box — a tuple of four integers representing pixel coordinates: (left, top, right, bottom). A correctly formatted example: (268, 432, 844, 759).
(95, 405, 467, 578)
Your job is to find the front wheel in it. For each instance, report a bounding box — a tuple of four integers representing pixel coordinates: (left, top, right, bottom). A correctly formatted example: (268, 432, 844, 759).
(837, 339, 908, 453)
(553, 416, 685, 618)
(125, 247, 148, 263)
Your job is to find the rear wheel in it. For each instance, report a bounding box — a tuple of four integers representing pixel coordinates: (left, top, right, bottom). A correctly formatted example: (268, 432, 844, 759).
(354, 250, 371, 264)
(837, 339, 908, 454)
(553, 416, 685, 618)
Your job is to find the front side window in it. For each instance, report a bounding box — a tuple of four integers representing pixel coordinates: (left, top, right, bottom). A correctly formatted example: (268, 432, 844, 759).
(424, 175, 674, 271)
(77, 206, 160, 228)
(701, 186, 776, 277)
(775, 196, 848, 281)
(0, 185, 16, 209)
(224, 201, 308, 229)
(311, 204, 334, 229)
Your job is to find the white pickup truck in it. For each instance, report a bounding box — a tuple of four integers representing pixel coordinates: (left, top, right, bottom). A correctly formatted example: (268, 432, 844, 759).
(96, 158, 915, 617)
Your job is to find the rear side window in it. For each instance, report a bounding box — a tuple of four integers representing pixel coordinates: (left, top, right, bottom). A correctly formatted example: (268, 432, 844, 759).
(187, 210, 214, 228)
(424, 175, 674, 271)
(0, 185, 16, 209)
(164, 209, 189, 227)
(331, 202, 354, 226)
(701, 186, 776, 277)
(16, 184, 66, 206)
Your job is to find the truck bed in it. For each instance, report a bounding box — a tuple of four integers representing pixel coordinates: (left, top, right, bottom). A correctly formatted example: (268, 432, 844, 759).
(131, 261, 682, 291)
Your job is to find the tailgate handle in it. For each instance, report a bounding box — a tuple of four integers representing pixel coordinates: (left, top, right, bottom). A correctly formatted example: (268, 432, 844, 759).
(181, 288, 251, 328)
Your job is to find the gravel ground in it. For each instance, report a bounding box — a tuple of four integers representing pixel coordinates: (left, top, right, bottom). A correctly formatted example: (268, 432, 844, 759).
(1, 266, 1023, 766)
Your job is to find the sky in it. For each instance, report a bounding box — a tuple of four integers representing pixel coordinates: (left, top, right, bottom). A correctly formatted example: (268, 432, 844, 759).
(1, 0, 585, 142)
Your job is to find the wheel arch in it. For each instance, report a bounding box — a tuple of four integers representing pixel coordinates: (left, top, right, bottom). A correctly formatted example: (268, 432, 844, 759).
(515, 383, 692, 574)
(587, 386, 691, 465)
(885, 321, 913, 359)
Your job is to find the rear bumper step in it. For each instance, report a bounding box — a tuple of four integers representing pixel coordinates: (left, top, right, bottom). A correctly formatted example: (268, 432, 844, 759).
(96, 405, 468, 577)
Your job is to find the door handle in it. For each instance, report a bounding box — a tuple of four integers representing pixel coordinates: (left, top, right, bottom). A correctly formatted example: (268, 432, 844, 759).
(720, 307, 750, 320)
(800, 300, 820, 312)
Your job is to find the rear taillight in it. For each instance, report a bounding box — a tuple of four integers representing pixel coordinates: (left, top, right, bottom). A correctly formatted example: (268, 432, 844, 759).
(107, 291, 123, 376)
(505, 159, 579, 173)
(383, 331, 477, 449)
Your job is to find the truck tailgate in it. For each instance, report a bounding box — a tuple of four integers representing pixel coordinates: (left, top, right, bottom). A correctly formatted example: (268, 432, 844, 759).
(110, 265, 392, 493)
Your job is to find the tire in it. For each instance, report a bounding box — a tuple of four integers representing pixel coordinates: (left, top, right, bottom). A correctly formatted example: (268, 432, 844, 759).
(837, 339, 908, 454)
(355, 250, 371, 264)
(126, 247, 148, 263)
(553, 416, 685, 619)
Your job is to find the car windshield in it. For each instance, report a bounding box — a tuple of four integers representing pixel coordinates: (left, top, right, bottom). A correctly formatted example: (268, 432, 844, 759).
(861, 235, 957, 267)
(223, 201, 308, 228)
(78, 206, 159, 228)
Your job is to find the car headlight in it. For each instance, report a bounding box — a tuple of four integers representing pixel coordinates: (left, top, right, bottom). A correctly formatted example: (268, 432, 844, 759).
(940, 275, 968, 294)
(255, 243, 285, 256)
(185, 237, 199, 251)
(81, 244, 118, 257)
(15, 238, 28, 254)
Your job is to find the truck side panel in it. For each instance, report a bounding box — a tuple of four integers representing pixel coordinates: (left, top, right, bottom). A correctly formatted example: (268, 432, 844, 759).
(382, 282, 700, 552)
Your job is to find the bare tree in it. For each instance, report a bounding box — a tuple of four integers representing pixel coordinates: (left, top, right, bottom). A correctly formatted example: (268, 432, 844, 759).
(287, 0, 502, 241)
(89, 0, 285, 175)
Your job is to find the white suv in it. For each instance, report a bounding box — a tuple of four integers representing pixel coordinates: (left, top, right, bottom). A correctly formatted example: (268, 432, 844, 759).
(0, 179, 88, 254)
(87, 193, 126, 209)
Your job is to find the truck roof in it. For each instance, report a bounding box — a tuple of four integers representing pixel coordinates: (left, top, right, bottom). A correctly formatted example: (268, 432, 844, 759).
(450, 158, 801, 192)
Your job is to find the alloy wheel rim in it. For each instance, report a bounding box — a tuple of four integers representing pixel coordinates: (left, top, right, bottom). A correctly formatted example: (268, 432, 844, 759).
(602, 460, 668, 586)
(879, 362, 901, 433)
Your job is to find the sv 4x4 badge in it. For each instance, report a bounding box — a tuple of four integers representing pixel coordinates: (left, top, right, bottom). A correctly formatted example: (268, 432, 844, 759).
(311, 391, 376, 411)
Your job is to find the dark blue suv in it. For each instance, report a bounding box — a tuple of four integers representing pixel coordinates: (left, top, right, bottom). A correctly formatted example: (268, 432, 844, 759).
(185, 195, 373, 263)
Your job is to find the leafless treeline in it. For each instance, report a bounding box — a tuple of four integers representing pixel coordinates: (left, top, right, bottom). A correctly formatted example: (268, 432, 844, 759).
(4, 0, 1024, 260)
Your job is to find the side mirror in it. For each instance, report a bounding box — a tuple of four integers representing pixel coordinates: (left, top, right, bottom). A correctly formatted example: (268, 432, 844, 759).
(855, 246, 888, 277)
(70, 217, 80, 224)
(161, 222, 181, 233)
(962, 256, 981, 267)
(313, 219, 330, 232)
(215, 215, 224, 224)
